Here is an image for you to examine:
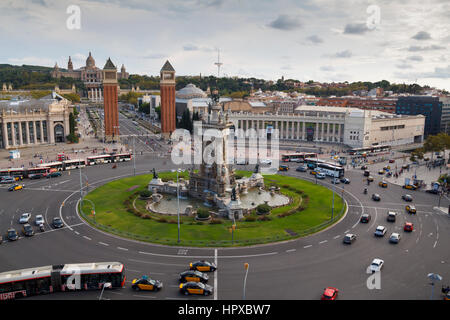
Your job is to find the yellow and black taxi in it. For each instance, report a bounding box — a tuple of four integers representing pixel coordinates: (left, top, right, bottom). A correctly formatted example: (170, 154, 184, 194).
(22, 224, 34, 237)
(378, 181, 388, 188)
(189, 260, 217, 272)
(278, 165, 289, 171)
(131, 275, 163, 291)
(367, 176, 374, 182)
(403, 184, 417, 190)
(179, 281, 213, 296)
(8, 184, 24, 191)
(378, 169, 385, 175)
(405, 205, 417, 214)
(179, 270, 209, 283)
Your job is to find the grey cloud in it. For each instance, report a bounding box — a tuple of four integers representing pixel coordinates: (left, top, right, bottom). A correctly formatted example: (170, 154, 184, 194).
(267, 14, 302, 31)
(334, 50, 352, 58)
(407, 55, 423, 61)
(142, 53, 166, 59)
(183, 44, 199, 51)
(306, 35, 323, 44)
(411, 31, 431, 40)
(396, 62, 413, 69)
(408, 45, 445, 52)
(343, 23, 369, 35)
(320, 66, 334, 71)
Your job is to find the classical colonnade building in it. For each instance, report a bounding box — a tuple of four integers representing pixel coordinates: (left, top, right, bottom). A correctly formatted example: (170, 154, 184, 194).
(0, 92, 71, 149)
(228, 106, 425, 148)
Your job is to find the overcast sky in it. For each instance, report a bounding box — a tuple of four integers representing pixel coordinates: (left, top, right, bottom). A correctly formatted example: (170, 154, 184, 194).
(1, 0, 450, 90)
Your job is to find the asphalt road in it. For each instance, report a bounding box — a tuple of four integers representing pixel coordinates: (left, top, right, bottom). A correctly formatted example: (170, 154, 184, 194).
(0, 146, 449, 300)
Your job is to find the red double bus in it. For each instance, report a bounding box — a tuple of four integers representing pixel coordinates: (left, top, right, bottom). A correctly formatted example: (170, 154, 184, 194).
(0, 262, 125, 300)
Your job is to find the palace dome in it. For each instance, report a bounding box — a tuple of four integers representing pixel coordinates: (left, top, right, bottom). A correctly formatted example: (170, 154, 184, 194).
(86, 52, 96, 68)
(176, 83, 207, 99)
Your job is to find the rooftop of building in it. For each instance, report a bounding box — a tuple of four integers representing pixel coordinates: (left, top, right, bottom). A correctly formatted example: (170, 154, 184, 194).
(0, 92, 68, 112)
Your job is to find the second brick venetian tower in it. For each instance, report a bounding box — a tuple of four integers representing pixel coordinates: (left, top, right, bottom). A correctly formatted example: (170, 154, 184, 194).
(160, 60, 176, 139)
(102, 58, 119, 142)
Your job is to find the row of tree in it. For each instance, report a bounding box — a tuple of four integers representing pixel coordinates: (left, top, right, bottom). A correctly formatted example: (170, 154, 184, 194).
(410, 133, 450, 161)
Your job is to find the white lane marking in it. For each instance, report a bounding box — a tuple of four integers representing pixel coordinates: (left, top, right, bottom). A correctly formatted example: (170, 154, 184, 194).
(133, 295, 157, 299)
(74, 231, 80, 235)
(433, 241, 437, 248)
(319, 240, 328, 244)
(214, 249, 218, 301)
(83, 236, 92, 240)
(286, 249, 296, 253)
(98, 242, 109, 246)
(344, 230, 350, 234)
(129, 258, 186, 267)
(333, 235, 341, 239)
(117, 247, 129, 251)
(303, 245, 312, 248)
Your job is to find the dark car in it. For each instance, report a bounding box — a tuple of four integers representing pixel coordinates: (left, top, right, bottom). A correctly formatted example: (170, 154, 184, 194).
(361, 165, 368, 170)
(189, 260, 217, 272)
(386, 212, 396, 222)
(402, 194, 413, 202)
(7, 228, 19, 241)
(46, 171, 62, 178)
(52, 217, 64, 228)
(29, 174, 43, 180)
(360, 214, 371, 223)
(278, 165, 289, 171)
(426, 189, 439, 194)
(1, 176, 16, 184)
(22, 224, 34, 237)
(340, 178, 350, 184)
(372, 194, 381, 201)
(363, 170, 370, 177)
(131, 276, 163, 291)
(179, 282, 213, 296)
(343, 233, 356, 244)
(0, 235, 3, 244)
(179, 270, 209, 283)
(296, 165, 307, 172)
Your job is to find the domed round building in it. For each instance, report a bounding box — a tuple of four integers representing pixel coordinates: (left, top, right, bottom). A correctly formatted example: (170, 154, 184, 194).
(176, 83, 208, 100)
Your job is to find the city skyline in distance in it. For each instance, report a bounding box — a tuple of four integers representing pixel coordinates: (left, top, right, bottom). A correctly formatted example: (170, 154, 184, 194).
(1, 0, 449, 90)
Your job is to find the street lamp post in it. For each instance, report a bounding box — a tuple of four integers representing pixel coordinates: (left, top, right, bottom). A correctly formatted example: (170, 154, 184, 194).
(427, 273, 442, 300)
(177, 168, 181, 243)
(331, 155, 338, 220)
(243, 263, 249, 300)
(98, 282, 112, 300)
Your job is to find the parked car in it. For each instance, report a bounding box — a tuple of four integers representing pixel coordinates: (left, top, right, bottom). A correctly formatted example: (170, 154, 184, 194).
(369, 258, 384, 273)
(360, 214, 371, 223)
(343, 233, 356, 244)
(316, 172, 326, 179)
(374, 226, 387, 237)
(389, 233, 401, 244)
(19, 213, 31, 224)
(372, 193, 381, 201)
(35, 215, 45, 226)
(321, 287, 339, 300)
(402, 194, 413, 202)
(404, 222, 414, 232)
(296, 165, 307, 172)
(7, 228, 19, 241)
(386, 211, 396, 222)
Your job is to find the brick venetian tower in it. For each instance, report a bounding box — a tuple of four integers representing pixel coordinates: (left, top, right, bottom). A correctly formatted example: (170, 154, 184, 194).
(160, 60, 176, 139)
(102, 58, 119, 142)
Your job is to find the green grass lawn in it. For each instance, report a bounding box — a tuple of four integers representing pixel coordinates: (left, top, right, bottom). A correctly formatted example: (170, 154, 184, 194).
(80, 171, 345, 247)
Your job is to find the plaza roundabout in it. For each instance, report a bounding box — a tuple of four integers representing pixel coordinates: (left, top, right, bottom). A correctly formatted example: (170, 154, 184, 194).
(0, 155, 449, 300)
(78, 170, 346, 247)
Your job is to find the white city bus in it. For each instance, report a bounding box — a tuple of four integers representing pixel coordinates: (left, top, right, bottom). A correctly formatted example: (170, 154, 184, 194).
(86, 154, 112, 165)
(63, 159, 86, 170)
(38, 162, 64, 172)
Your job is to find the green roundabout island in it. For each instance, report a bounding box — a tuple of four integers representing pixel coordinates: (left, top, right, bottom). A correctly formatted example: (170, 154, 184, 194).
(79, 170, 346, 247)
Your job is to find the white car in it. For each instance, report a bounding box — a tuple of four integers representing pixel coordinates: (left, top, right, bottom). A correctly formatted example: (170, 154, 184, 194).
(389, 233, 401, 244)
(35, 215, 45, 226)
(19, 213, 31, 224)
(369, 258, 384, 273)
(374, 225, 387, 237)
(260, 159, 272, 165)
